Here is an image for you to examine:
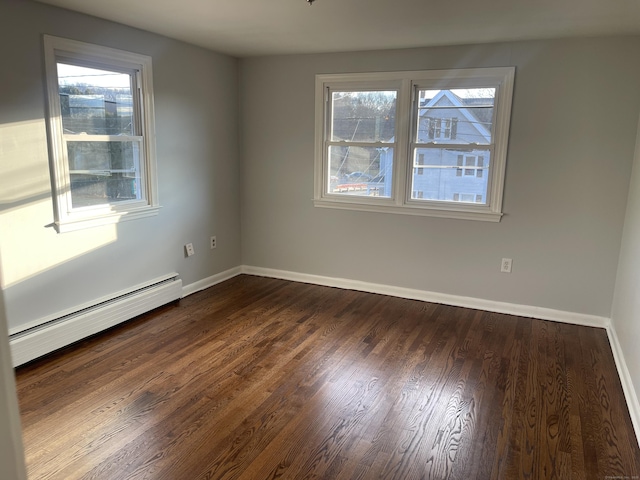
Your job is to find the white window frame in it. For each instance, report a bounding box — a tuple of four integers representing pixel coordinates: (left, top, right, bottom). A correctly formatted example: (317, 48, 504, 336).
(314, 67, 515, 222)
(44, 35, 159, 233)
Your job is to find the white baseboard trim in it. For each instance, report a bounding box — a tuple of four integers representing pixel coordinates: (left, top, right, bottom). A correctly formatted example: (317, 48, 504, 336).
(181, 266, 243, 298)
(240, 265, 610, 329)
(607, 325, 640, 448)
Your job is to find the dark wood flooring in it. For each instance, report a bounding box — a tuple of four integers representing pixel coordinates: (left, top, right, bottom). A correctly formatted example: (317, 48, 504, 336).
(15, 275, 640, 479)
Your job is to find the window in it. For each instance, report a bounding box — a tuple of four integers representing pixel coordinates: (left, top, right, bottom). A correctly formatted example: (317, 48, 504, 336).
(456, 154, 485, 178)
(314, 67, 515, 221)
(323, 89, 397, 199)
(426, 117, 457, 140)
(44, 35, 159, 233)
(416, 153, 424, 175)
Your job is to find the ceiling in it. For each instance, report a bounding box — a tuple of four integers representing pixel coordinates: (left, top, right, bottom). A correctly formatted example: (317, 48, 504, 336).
(36, 0, 640, 58)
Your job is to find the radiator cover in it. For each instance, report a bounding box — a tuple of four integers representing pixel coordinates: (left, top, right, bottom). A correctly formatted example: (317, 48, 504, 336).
(9, 274, 182, 367)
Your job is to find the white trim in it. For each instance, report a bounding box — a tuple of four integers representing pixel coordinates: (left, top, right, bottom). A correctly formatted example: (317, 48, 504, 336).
(313, 198, 503, 222)
(181, 266, 243, 297)
(240, 265, 608, 328)
(607, 325, 640, 448)
(10, 276, 182, 367)
(52, 205, 161, 233)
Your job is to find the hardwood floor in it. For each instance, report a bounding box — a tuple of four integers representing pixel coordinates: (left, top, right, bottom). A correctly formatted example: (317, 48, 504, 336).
(16, 275, 640, 479)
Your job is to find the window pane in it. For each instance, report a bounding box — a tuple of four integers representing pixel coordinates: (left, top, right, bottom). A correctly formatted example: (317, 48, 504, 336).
(331, 91, 396, 143)
(411, 148, 490, 203)
(67, 141, 142, 207)
(416, 88, 494, 144)
(58, 63, 135, 136)
(328, 146, 392, 198)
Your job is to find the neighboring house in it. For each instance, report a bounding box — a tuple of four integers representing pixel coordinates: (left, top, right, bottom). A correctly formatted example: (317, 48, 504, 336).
(381, 89, 493, 203)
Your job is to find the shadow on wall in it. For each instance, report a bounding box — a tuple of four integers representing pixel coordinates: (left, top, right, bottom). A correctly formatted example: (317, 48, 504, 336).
(0, 118, 118, 291)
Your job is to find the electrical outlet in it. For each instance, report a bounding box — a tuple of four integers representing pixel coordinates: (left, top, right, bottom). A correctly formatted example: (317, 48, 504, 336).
(185, 243, 195, 257)
(210, 236, 217, 249)
(501, 258, 512, 273)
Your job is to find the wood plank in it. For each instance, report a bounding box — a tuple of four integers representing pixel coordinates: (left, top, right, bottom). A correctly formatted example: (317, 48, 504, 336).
(15, 275, 640, 479)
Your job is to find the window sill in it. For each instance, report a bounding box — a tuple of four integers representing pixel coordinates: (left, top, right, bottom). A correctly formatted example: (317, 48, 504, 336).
(313, 198, 503, 222)
(52, 205, 161, 233)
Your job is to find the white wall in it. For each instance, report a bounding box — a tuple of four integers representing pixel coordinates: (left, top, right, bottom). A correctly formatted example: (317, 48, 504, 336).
(611, 115, 640, 433)
(0, 284, 27, 479)
(239, 37, 640, 317)
(0, 0, 241, 333)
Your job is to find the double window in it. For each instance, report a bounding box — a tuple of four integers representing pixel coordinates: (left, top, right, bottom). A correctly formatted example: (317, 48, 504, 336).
(314, 67, 515, 221)
(44, 36, 159, 232)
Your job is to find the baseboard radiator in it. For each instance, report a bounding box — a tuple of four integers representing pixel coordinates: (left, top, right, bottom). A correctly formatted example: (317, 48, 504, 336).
(9, 274, 182, 367)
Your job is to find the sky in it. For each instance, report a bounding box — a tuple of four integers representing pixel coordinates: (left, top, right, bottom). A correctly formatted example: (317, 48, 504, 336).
(57, 63, 132, 90)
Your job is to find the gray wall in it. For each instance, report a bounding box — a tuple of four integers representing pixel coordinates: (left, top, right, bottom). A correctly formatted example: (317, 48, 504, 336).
(0, 287, 27, 479)
(612, 117, 640, 418)
(0, 0, 241, 332)
(239, 38, 640, 317)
